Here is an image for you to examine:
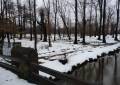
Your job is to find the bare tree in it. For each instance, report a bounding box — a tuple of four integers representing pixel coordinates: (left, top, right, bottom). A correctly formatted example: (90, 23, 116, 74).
(33, 0, 37, 50)
(4, 0, 11, 46)
(115, 0, 120, 41)
(102, 0, 106, 43)
(28, 0, 33, 41)
(82, 0, 86, 44)
(98, 0, 103, 40)
(43, 0, 52, 47)
(17, 0, 23, 39)
(94, 2, 98, 37)
(106, 7, 114, 35)
(39, 8, 47, 42)
(53, 0, 58, 41)
(58, 0, 71, 40)
(74, 0, 78, 44)
(23, 5, 26, 38)
(89, 0, 93, 37)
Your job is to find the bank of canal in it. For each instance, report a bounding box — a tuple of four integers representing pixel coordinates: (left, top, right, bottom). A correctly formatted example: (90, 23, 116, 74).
(56, 48, 120, 85)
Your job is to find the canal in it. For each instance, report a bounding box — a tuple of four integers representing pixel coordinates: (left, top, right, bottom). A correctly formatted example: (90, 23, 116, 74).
(57, 50, 120, 85)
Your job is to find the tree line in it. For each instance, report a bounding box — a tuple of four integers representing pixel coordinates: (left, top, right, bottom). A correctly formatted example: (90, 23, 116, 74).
(0, 0, 120, 48)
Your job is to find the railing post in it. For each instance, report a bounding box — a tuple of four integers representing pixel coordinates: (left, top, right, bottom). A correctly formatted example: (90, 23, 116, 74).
(11, 47, 39, 80)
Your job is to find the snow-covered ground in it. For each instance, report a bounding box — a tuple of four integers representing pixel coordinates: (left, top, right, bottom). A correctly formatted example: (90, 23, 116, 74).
(2, 35, 120, 78)
(0, 56, 36, 85)
(0, 67, 36, 85)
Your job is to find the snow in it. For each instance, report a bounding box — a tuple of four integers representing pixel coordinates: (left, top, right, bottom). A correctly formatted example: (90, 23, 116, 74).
(41, 43, 120, 72)
(2, 43, 13, 56)
(0, 67, 36, 85)
(2, 35, 120, 78)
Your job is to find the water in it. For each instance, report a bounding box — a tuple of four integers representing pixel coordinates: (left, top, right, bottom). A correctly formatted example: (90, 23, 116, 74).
(71, 52, 120, 85)
(57, 52, 120, 85)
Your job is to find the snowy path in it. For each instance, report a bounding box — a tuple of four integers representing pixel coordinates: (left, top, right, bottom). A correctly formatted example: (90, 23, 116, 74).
(0, 67, 36, 85)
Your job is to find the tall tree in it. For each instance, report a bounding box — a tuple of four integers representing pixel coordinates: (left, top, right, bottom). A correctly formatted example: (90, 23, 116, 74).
(94, 3, 98, 37)
(40, 8, 47, 42)
(33, 0, 37, 50)
(58, 0, 71, 40)
(74, 0, 78, 44)
(4, 0, 11, 46)
(43, 0, 52, 47)
(53, 0, 58, 41)
(28, 0, 33, 41)
(102, 0, 106, 43)
(17, 0, 23, 39)
(98, 0, 103, 40)
(106, 7, 114, 35)
(47, 0, 52, 47)
(115, 0, 120, 41)
(82, 0, 86, 44)
(89, 0, 93, 37)
(1, 0, 3, 17)
(23, 5, 26, 38)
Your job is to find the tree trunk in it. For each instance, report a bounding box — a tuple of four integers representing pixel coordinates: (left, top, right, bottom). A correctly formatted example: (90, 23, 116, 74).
(48, 0, 52, 47)
(95, 6, 98, 37)
(33, 0, 37, 51)
(29, 0, 33, 41)
(89, 0, 93, 37)
(74, 0, 78, 44)
(53, 0, 58, 41)
(82, 0, 86, 44)
(102, 0, 106, 43)
(115, 0, 120, 41)
(98, 0, 103, 40)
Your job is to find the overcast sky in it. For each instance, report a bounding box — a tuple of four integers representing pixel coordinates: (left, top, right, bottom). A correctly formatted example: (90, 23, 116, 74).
(12, 0, 116, 7)
(11, 0, 117, 27)
(36, 0, 116, 7)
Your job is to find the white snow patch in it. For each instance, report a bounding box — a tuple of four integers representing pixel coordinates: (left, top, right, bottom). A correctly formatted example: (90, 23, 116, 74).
(0, 67, 36, 85)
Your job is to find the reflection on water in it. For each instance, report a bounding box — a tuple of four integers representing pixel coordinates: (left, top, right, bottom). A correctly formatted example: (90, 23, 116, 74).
(71, 52, 120, 85)
(57, 52, 120, 85)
